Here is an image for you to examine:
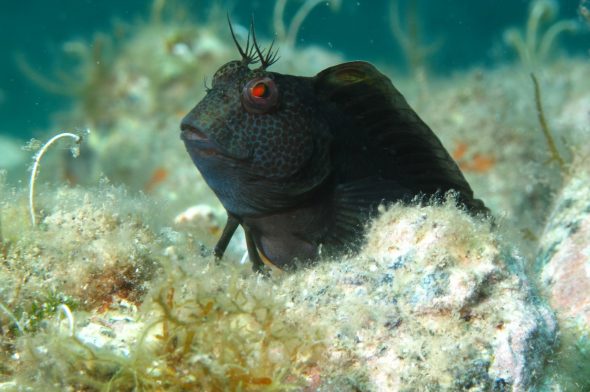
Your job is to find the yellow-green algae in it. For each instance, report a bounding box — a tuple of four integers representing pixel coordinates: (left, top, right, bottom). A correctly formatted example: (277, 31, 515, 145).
(0, 183, 330, 391)
(0, 181, 558, 391)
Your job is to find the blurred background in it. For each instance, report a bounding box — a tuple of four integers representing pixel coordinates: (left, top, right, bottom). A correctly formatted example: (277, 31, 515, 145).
(0, 0, 586, 141)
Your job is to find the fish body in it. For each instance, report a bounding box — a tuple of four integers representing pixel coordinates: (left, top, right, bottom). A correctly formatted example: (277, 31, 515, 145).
(181, 26, 487, 271)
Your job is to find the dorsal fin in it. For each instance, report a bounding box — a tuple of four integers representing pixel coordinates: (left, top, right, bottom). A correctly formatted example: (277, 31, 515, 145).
(314, 61, 487, 215)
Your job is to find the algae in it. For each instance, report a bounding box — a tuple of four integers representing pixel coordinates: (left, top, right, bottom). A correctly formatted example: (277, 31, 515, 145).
(503, 0, 579, 69)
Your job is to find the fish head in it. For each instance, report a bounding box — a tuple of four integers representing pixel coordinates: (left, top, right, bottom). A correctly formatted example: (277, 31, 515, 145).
(181, 59, 332, 215)
(182, 60, 322, 177)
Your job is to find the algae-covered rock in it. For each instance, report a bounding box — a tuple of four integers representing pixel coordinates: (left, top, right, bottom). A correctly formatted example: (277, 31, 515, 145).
(3, 191, 558, 391)
(536, 153, 590, 389)
(0, 185, 161, 313)
(283, 201, 557, 391)
(537, 154, 590, 327)
(11, 239, 328, 391)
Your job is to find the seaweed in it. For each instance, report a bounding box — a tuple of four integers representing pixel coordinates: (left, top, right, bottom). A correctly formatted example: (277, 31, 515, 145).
(3, 1, 589, 389)
(0, 183, 163, 382)
(530, 73, 566, 172)
(14, 263, 328, 391)
(388, 0, 442, 78)
(541, 319, 590, 390)
(0, 302, 23, 336)
(21, 292, 79, 334)
(504, 0, 579, 69)
(16, 32, 118, 128)
(273, 0, 342, 48)
(0, 183, 3, 247)
(14, 2, 231, 191)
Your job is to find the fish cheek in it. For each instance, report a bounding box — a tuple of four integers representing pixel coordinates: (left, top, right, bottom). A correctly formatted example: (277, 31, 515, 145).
(248, 111, 313, 179)
(218, 106, 251, 157)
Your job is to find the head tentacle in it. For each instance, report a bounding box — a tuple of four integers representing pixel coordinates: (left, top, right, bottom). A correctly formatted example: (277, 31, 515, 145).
(250, 16, 280, 69)
(227, 14, 257, 65)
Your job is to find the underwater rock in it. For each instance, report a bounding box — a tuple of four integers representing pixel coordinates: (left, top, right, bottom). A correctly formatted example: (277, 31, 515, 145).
(537, 155, 590, 330)
(283, 202, 557, 391)
(5, 191, 558, 390)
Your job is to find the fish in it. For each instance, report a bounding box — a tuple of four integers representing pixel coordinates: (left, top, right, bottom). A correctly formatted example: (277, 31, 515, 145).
(180, 19, 488, 272)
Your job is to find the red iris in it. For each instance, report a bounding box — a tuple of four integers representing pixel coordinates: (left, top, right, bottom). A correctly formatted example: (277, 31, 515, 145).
(251, 82, 267, 98)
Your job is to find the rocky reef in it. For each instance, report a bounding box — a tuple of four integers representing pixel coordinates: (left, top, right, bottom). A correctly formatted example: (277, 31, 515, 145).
(283, 201, 557, 390)
(1, 0, 589, 390)
(535, 153, 590, 389)
(0, 188, 559, 391)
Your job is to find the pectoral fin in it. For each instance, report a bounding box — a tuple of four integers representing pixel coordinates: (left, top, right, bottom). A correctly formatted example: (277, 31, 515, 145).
(214, 213, 240, 259)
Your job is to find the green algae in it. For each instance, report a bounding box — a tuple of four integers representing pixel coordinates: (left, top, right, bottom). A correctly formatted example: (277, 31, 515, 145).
(0, 181, 330, 390)
(14, 264, 328, 391)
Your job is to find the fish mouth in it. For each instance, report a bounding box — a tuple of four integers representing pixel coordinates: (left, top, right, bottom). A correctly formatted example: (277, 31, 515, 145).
(180, 123, 209, 142)
(180, 123, 221, 157)
(181, 122, 250, 161)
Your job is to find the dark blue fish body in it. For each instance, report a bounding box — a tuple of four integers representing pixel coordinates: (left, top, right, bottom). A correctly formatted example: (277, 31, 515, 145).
(181, 24, 487, 271)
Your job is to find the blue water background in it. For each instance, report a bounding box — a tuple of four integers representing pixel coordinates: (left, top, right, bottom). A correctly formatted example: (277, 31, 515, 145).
(0, 0, 585, 140)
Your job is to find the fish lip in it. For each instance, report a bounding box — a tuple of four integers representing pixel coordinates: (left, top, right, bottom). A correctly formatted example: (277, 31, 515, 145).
(180, 123, 228, 158)
(180, 123, 210, 142)
(181, 122, 251, 162)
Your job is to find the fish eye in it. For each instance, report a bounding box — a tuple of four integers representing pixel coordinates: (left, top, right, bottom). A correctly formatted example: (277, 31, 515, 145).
(241, 76, 278, 114)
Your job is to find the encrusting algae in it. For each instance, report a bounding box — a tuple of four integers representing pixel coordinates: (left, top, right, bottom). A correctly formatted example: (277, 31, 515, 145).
(1, 183, 328, 391)
(0, 184, 558, 391)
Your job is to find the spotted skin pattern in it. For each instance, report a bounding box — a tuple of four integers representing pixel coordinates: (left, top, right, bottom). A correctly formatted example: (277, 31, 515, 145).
(182, 60, 332, 218)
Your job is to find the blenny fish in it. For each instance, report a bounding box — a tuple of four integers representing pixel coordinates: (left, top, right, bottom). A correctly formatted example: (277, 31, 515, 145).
(180, 20, 487, 271)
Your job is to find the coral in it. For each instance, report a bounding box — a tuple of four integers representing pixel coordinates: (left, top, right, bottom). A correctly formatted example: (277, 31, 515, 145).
(503, 0, 578, 69)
